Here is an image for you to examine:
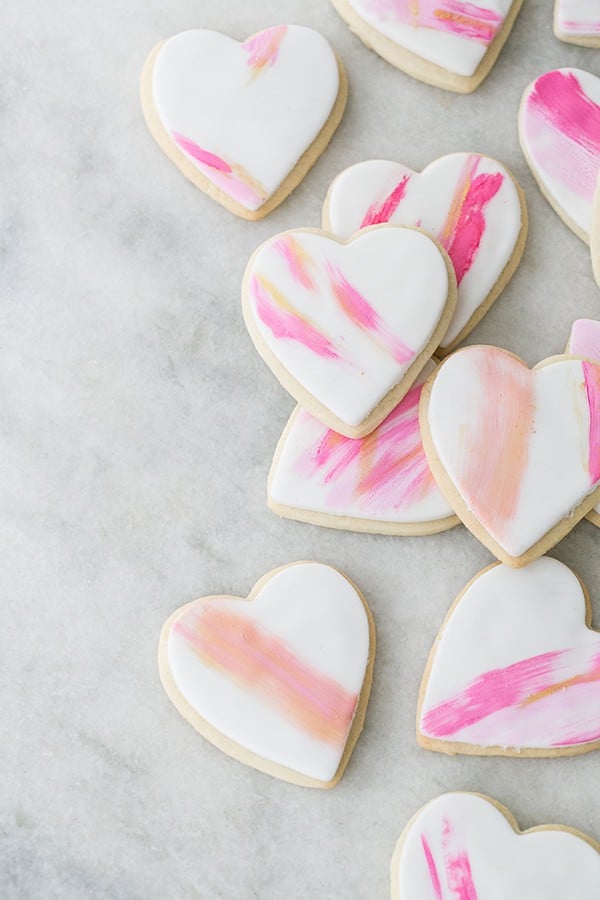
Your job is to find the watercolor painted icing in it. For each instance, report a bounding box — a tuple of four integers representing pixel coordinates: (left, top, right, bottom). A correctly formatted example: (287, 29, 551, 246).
(422, 347, 600, 563)
(555, 0, 600, 44)
(391, 793, 600, 899)
(568, 318, 600, 526)
(520, 68, 600, 240)
(159, 563, 373, 786)
(419, 557, 600, 755)
(145, 27, 342, 215)
(324, 153, 525, 350)
(269, 361, 458, 534)
(243, 227, 454, 437)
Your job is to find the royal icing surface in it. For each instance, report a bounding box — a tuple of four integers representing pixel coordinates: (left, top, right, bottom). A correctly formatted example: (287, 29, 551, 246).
(151, 27, 340, 211)
(520, 69, 600, 238)
(568, 319, 600, 522)
(555, 0, 600, 39)
(165, 563, 370, 783)
(420, 557, 600, 751)
(393, 793, 600, 898)
(339, 0, 513, 77)
(325, 154, 523, 349)
(269, 362, 455, 528)
(244, 228, 451, 430)
(424, 347, 600, 559)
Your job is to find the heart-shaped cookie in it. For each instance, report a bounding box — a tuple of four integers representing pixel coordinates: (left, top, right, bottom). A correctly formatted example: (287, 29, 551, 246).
(329, 0, 524, 93)
(554, 0, 600, 46)
(420, 346, 600, 566)
(391, 792, 600, 899)
(141, 27, 347, 219)
(269, 361, 459, 535)
(243, 227, 456, 438)
(158, 562, 375, 788)
(591, 176, 600, 288)
(567, 318, 600, 527)
(418, 557, 600, 756)
(323, 154, 527, 353)
(519, 68, 600, 242)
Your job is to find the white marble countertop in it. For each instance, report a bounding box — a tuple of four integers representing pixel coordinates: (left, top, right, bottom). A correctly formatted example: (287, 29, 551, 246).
(4, 0, 600, 897)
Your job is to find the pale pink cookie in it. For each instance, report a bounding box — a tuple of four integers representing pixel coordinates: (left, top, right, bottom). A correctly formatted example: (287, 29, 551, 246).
(323, 153, 527, 354)
(418, 557, 600, 757)
(419, 346, 600, 567)
(519, 68, 600, 243)
(140, 27, 347, 220)
(268, 361, 459, 535)
(242, 226, 456, 438)
(328, 0, 524, 93)
(554, 0, 600, 47)
(391, 792, 600, 899)
(159, 562, 375, 788)
(567, 318, 600, 527)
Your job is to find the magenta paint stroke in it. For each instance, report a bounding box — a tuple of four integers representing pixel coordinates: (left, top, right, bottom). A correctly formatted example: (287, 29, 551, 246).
(326, 262, 414, 365)
(583, 361, 600, 483)
(171, 132, 266, 209)
(273, 236, 316, 290)
(360, 173, 411, 227)
(421, 834, 443, 900)
(442, 818, 479, 900)
(367, 0, 503, 43)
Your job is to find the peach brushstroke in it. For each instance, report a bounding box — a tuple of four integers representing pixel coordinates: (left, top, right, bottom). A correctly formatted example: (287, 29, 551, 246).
(273, 236, 316, 290)
(438, 155, 503, 284)
(560, 20, 600, 35)
(171, 132, 267, 209)
(421, 835, 443, 900)
(295, 382, 436, 512)
(523, 70, 600, 201)
(569, 319, 600, 363)
(174, 605, 358, 746)
(583, 361, 600, 482)
(250, 274, 341, 360)
(326, 262, 414, 365)
(360, 173, 411, 227)
(442, 819, 478, 900)
(459, 350, 534, 539)
(242, 26, 288, 77)
(368, 0, 503, 43)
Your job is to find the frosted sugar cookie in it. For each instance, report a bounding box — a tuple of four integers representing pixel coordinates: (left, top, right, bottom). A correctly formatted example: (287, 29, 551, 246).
(141, 27, 347, 219)
(159, 562, 375, 788)
(567, 318, 600, 527)
(554, 0, 600, 47)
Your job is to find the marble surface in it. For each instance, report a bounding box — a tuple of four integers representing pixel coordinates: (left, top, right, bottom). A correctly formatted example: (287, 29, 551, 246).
(3, 1, 600, 897)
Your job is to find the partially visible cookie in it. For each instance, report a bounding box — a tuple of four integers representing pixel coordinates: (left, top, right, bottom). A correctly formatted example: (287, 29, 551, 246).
(418, 556, 600, 756)
(567, 318, 600, 527)
(323, 153, 527, 353)
(519, 68, 600, 242)
(159, 562, 375, 788)
(591, 175, 600, 288)
(391, 792, 600, 899)
(328, 0, 524, 93)
(554, 0, 600, 47)
(141, 26, 347, 219)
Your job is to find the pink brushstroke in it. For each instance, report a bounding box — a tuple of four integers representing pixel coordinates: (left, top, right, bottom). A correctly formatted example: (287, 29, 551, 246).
(421, 835, 443, 900)
(442, 819, 478, 900)
(171, 132, 265, 209)
(569, 319, 600, 362)
(360, 174, 411, 227)
(326, 262, 413, 365)
(242, 25, 288, 72)
(368, 0, 502, 43)
(524, 70, 600, 201)
(273, 236, 316, 290)
(441, 167, 504, 285)
(583, 361, 600, 483)
(250, 276, 340, 361)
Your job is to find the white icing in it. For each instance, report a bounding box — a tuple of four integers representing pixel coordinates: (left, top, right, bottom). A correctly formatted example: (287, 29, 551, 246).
(426, 350, 599, 558)
(556, 0, 600, 37)
(341, 0, 513, 77)
(395, 793, 600, 898)
(269, 361, 454, 525)
(245, 227, 450, 428)
(151, 27, 340, 210)
(325, 154, 523, 348)
(166, 563, 370, 782)
(569, 319, 600, 520)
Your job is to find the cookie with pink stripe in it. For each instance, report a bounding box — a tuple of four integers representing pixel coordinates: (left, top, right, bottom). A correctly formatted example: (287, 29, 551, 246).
(519, 68, 600, 242)
(141, 27, 347, 219)
(328, 0, 524, 93)
(323, 153, 527, 353)
(391, 792, 600, 899)
(243, 227, 456, 439)
(420, 346, 600, 566)
(418, 557, 600, 757)
(567, 318, 600, 527)
(268, 361, 459, 535)
(554, 0, 600, 47)
(159, 562, 375, 788)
